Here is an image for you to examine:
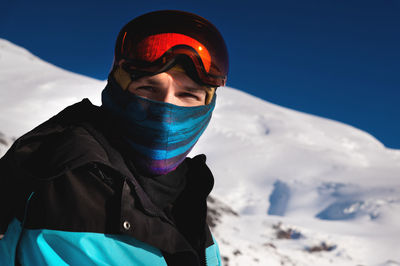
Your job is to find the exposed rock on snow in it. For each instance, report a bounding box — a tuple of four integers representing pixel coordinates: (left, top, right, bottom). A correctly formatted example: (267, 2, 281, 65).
(0, 131, 12, 157)
(207, 195, 239, 229)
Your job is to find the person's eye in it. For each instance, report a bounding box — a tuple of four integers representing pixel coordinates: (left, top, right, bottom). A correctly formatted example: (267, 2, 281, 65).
(180, 92, 201, 100)
(136, 86, 155, 92)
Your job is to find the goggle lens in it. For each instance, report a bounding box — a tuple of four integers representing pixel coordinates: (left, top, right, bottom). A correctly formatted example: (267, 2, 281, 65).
(133, 33, 212, 73)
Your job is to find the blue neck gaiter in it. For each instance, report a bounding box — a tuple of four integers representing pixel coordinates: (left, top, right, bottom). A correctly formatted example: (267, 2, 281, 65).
(101, 79, 215, 176)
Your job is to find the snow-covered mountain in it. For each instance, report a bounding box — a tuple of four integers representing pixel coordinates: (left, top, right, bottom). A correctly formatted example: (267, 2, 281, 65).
(0, 39, 104, 138)
(1, 38, 399, 266)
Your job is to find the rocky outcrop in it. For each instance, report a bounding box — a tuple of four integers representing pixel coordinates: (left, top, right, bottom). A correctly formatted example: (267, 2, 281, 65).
(0, 131, 12, 157)
(207, 195, 239, 229)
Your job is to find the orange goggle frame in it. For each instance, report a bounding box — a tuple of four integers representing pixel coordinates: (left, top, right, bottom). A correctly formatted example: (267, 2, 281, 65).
(120, 32, 227, 87)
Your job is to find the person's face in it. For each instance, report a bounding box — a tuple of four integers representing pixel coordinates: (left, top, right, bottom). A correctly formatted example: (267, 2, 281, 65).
(126, 67, 207, 107)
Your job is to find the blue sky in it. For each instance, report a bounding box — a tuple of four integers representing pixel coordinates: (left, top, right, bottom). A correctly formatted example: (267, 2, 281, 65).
(1, 0, 399, 149)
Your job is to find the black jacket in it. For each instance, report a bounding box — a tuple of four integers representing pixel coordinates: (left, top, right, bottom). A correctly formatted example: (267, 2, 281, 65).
(0, 99, 218, 265)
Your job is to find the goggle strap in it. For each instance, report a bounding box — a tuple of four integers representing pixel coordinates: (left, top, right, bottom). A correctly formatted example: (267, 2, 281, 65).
(113, 66, 132, 90)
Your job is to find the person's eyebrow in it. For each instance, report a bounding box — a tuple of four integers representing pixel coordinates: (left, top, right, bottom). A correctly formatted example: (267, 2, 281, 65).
(182, 86, 206, 93)
(144, 77, 165, 86)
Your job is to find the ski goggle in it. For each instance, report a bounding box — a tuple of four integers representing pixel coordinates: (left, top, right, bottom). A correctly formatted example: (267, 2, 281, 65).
(114, 11, 229, 87)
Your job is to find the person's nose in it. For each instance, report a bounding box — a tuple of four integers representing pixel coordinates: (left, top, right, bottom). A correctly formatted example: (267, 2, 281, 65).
(157, 74, 180, 105)
(158, 87, 179, 105)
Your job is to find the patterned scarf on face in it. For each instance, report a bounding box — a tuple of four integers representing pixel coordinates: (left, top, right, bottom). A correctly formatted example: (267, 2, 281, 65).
(101, 80, 216, 176)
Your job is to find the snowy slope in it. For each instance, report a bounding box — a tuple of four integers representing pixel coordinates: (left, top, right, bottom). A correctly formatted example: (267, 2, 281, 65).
(1, 38, 399, 266)
(0, 131, 13, 157)
(0, 39, 103, 138)
(193, 87, 400, 265)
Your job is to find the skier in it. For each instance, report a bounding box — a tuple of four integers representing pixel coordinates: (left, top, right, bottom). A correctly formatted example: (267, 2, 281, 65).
(0, 10, 228, 265)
